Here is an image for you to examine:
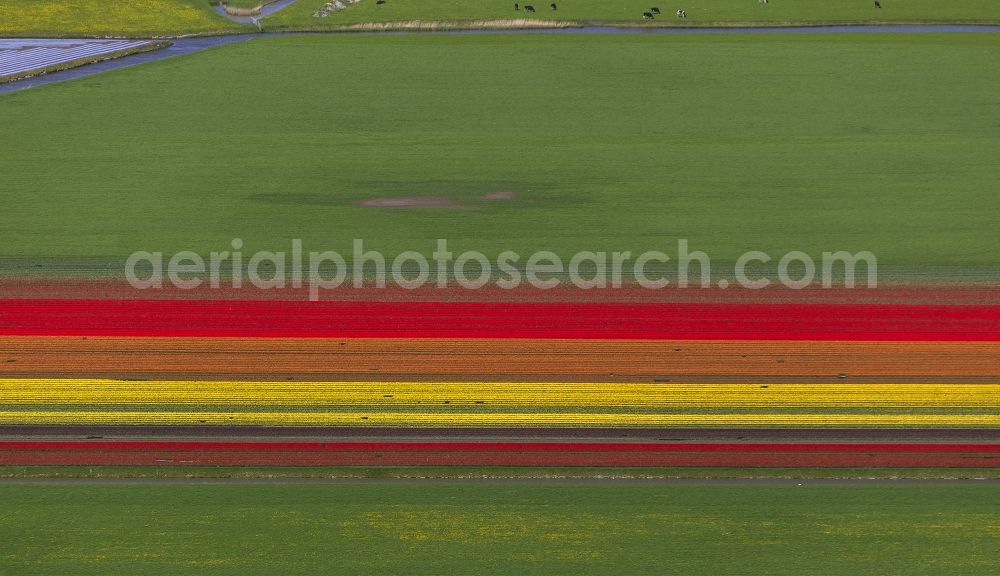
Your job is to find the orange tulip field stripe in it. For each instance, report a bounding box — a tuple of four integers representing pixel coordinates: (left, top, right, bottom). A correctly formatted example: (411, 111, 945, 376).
(2, 337, 1000, 380)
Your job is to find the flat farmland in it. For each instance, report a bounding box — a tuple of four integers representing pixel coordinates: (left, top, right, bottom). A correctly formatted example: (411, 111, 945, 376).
(1, 33, 998, 284)
(1, 10, 998, 574)
(1, 482, 998, 575)
(263, 0, 1000, 29)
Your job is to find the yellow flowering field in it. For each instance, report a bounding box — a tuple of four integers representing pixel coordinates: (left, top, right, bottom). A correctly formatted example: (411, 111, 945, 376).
(0, 0, 248, 37)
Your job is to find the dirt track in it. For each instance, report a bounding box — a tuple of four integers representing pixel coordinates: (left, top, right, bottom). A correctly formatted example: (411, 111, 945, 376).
(5, 425, 999, 440)
(4, 278, 1000, 304)
(3, 336, 999, 381)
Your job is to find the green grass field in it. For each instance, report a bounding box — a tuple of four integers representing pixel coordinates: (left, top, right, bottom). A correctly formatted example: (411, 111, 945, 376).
(263, 0, 1000, 30)
(0, 0, 249, 38)
(2, 33, 999, 278)
(1, 482, 996, 575)
(1, 0, 999, 38)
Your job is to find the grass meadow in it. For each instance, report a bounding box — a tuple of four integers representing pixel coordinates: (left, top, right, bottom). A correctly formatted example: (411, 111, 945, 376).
(1, 33, 997, 279)
(263, 0, 1000, 30)
(1, 482, 998, 575)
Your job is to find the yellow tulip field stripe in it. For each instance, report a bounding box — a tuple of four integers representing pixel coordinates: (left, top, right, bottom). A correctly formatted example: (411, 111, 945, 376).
(0, 379, 997, 427)
(0, 379, 998, 408)
(0, 411, 996, 427)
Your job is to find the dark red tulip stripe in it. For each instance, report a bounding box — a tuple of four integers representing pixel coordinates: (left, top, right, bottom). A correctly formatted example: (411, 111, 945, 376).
(1, 441, 997, 467)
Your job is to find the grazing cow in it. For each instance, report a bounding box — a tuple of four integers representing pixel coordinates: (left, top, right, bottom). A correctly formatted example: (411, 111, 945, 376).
(643, 11, 654, 18)
(550, 2, 557, 9)
(525, 4, 535, 12)
(874, 0, 881, 6)
(650, 6, 661, 13)
(514, 2, 519, 9)
(376, 0, 385, 4)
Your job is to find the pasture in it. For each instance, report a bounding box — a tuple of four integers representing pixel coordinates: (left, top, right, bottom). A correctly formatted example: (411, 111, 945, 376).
(1, 482, 997, 575)
(263, 0, 1000, 29)
(1, 33, 998, 282)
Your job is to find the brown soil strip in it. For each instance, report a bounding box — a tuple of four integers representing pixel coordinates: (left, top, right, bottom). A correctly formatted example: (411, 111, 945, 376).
(3, 426, 999, 440)
(357, 196, 463, 209)
(3, 450, 996, 467)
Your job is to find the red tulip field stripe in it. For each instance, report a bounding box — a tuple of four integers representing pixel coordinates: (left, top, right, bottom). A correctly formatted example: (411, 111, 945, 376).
(1, 300, 999, 340)
(1, 441, 998, 467)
